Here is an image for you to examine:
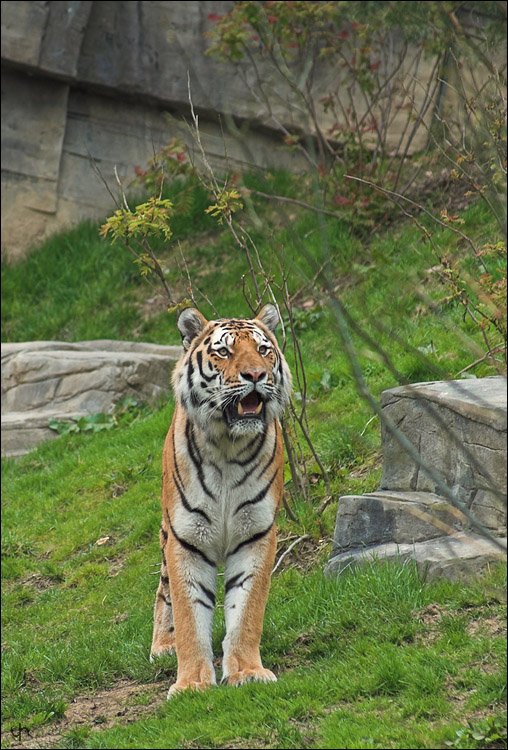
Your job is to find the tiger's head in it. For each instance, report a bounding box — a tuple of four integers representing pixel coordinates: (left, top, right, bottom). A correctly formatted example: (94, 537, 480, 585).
(172, 304, 292, 438)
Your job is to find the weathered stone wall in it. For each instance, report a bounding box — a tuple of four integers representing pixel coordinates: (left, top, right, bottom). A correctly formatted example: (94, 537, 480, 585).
(1, 0, 310, 261)
(3, 2, 502, 261)
(1, 0, 446, 261)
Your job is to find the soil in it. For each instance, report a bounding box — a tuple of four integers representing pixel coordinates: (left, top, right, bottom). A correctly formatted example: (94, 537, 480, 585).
(1, 680, 166, 750)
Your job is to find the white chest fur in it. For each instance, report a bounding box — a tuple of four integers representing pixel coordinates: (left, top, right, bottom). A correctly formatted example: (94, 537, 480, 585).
(172, 420, 279, 566)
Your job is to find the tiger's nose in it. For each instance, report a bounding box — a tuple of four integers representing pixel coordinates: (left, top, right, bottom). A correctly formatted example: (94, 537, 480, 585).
(241, 369, 266, 383)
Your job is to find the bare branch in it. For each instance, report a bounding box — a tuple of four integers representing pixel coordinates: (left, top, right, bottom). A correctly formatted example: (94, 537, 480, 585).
(272, 534, 310, 575)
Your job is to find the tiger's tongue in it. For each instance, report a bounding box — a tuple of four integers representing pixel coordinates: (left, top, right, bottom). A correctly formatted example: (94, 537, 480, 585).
(238, 392, 262, 415)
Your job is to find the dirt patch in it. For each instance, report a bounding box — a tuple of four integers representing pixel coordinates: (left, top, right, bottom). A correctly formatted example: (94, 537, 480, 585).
(467, 613, 506, 639)
(413, 603, 507, 647)
(413, 602, 449, 645)
(20, 573, 62, 591)
(406, 167, 479, 214)
(415, 602, 449, 625)
(1, 680, 166, 750)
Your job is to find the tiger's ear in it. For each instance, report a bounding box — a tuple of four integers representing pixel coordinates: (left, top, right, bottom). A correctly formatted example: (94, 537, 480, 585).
(256, 303, 280, 333)
(177, 308, 207, 350)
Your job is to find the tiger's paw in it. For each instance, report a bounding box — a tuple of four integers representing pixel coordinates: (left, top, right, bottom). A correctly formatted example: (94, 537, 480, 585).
(149, 639, 176, 663)
(222, 667, 277, 686)
(167, 680, 215, 699)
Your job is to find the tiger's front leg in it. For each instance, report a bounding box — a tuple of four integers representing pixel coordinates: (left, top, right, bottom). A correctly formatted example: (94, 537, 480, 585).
(150, 527, 176, 661)
(221, 525, 278, 686)
(165, 529, 218, 698)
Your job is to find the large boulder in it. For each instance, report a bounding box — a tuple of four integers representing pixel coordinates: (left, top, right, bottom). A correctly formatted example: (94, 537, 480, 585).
(326, 376, 507, 581)
(380, 377, 506, 532)
(325, 531, 507, 583)
(1, 340, 181, 458)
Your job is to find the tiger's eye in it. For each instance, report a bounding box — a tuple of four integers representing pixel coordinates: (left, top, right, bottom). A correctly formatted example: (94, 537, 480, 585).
(258, 345, 269, 356)
(217, 347, 229, 357)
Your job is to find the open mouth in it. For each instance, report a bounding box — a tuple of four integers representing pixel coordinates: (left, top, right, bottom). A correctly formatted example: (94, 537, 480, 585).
(224, 391, 265, 426)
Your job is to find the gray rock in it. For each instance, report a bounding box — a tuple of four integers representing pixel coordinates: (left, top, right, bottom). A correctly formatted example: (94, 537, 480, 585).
(1, 1, 92, 75)
(1, 340, 181, 457)
(2, 409, 79, 460)
(1, 0, 51, 67)
(380, 377, 507, 531)
(332, 490, 467, 556)
(325, 532, 507, 583)
(327, 376, 507, 581)
(39, 2, 93, 78)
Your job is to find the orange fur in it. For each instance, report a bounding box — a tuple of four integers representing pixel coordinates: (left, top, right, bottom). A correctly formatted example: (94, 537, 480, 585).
(150, 306, 292, 697)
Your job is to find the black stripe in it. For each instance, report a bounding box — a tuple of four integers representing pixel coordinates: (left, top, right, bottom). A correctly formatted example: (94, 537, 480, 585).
(233, 425, 277, 486)
(233, 458, 262, 488)
(187, 358, 195, 392)
(168, 516, 216, 567)
(225, 572, 243, 593)
(185, 419, 215, 500)
(278, 358, 284, 386)
(257, 430, 278, 479)
(229, 430, 267, 467)
(158, 592, 172, 607)
(160, 574, 169, 585)
(173, 471, 212, 523)
(196, 350, 218, 382)
(194, 598, 214, 611)
(238, 432, 264, 456)
(234, 468, 279, 514)
(229, 520, 274, 557)
(172, 429, 184, 488)
(161, 526, 168, 541)
(190, 390, 203, 407)
(225, 572, 253, 594)
(198, 583, 216, 606)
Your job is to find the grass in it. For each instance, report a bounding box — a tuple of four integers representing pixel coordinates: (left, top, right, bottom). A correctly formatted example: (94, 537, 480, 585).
(1, 169, 506, 749)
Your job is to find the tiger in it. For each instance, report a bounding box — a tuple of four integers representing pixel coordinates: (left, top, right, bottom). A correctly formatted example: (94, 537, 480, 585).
(150, 303, 292, 698)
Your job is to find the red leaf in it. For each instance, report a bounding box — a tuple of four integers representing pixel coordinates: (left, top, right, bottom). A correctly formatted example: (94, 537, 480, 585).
(267, 15, 278, 24)
(334, 195, 353, 206)
(208, 13, 222, 22)
(336, 29, 349, 39)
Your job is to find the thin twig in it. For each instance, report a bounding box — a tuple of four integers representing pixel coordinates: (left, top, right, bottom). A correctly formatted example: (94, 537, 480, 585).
(245, 188, 343, 220)
(345, 174, 490, 273)
(272, 534, 309, 575)
(455, 345, 505, 376)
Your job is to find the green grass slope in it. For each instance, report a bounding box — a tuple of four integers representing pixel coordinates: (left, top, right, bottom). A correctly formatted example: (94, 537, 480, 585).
(1, 173, 506, 749)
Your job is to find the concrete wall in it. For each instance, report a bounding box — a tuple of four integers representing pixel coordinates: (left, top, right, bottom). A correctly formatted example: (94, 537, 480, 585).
(2, 1, 314, 260)
(2, 1, 484, 261)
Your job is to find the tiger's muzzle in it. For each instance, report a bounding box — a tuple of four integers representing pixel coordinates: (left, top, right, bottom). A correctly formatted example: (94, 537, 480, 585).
(223, 390, 266, 428)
